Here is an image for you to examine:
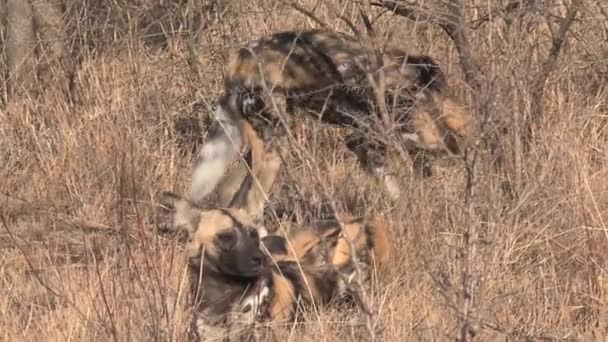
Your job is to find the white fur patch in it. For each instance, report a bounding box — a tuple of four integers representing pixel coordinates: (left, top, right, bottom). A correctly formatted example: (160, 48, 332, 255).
(371, 167, 401, 200)
(247, 39, 260, 49)
(241, 284, 271, 322)
(257, 226, 269, 239)
(401, 132, 427, 151)
(212, 103, 231, 121)
(401, 133, 420, 143)
(337, 63, 350, 73)
(189, 105, 243, 203)
(243, 97, 256, 107)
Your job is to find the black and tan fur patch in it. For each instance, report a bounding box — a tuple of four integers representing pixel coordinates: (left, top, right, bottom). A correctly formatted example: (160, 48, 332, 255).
(189, 29, 474, 204)
(161, 117, 393, 340)
(161, 191, 392, 339)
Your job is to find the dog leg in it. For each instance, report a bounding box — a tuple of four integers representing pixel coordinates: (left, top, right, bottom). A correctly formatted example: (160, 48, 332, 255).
(190, 94, 246, 204)
(345, 132, 401, 200)
(401, 132, 435, 178)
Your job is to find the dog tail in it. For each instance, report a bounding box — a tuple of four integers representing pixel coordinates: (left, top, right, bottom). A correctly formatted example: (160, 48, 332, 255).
(189, 93, 246, 203)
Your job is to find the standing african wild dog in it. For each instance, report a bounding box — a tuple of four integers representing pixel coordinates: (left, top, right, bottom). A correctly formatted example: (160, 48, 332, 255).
(160, 120, 391, 341)
(189, 29, 473, 203)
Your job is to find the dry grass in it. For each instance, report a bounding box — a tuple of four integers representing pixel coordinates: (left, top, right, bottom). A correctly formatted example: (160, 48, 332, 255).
(1, 0, 608, 341)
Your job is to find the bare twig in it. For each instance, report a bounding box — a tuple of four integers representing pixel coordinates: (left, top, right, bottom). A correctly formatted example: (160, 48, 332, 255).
(323, 0, 361, 37)
(523, 0, 581, 153)
(249, 36, 381, 338)
(358, 8, 392, 133)
(469, 0, 534, 29)
(0, 215, 93, 328)
(373, 0, 482, 92)
(91, 239, 120, 341)
(376, 1, 492, 339)
(440, 1, 484, 339)
(286, 2, 331, 31)
(371, 0, 450, 26)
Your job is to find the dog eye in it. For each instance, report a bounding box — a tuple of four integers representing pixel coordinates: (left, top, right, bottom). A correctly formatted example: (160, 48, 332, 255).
(216, 232, 237, 249)
(249, 229, 258, 240)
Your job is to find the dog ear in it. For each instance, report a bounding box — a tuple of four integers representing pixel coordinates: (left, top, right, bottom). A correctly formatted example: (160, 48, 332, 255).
(158, 191, 201, 236)
(224, 121, 281, 221)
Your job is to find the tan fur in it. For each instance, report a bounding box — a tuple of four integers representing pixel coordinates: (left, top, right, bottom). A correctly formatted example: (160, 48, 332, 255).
(365, 216, 392, 269)
(442, 96, 473, 139)
(281, 214, 391, 276)
(268, 272, 296, 320)
(223, 29, 473, 169)
(215, 119, 271, 206)
(216, 162, 249, 207)
(225, 30, 424, 94)
(329, 216, 391, 271)
(160, 107, 393, 336)
(414, 110, 447, 150)
(270, 214, 390, 268)
(182, 208, 256, 262)
(297, 268, 323, 304)
(240, 123, 282, 220)
(331, 221, 370, 267)
(284, 229, 325, 260)
(212, 120, 282, 221)
(225, 31, 365, 91)
(404, 92, 474, 155)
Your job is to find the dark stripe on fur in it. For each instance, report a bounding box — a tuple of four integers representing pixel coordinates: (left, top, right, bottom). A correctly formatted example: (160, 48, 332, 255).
(312, 268, 339, 304)
(274, 260, 338, 306)
(218, 208, 245, 231)
(363, 223, 375, 254)
(273, 260, 309, 303)
(262, 235, 289, 256)
(313, 219, 343, 237)
(227, 148, 254, 208)
(404, 55, 446, 93)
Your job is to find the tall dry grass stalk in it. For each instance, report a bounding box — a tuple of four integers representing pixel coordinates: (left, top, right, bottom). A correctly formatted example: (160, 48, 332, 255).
(1, 0, 607, 341)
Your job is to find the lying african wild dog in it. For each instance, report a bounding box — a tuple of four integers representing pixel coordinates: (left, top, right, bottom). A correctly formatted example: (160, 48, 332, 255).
(189, 29, 473, 203)
(160, 120, 391, 340)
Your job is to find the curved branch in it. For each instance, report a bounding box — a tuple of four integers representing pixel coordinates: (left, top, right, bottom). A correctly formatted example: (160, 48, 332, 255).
(524, 0, 581, 152)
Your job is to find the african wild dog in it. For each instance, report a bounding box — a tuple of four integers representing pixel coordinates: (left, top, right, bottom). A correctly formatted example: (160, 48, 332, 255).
(159, 120, 391, 341)
(189, 29, 473, 203)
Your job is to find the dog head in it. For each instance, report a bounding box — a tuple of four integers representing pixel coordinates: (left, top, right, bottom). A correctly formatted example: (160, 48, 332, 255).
(160, 193, 266, 277)
(160, 121, 282, 278)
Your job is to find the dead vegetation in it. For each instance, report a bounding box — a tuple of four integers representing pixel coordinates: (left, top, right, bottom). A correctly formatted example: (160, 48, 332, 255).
(1, 0, 608, 341)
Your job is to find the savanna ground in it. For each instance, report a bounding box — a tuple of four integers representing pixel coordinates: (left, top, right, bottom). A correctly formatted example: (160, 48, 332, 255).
(1, 0, 608, 341)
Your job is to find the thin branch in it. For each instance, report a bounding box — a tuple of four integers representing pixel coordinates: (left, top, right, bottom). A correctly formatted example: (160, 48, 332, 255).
(470, 0, 534, 29)
(244, 29, 382, 337)
(378, 1, 489, 339)
(323, 0, 361, 36)
(0, 215, 93, 326)
(286, 1, 331, 31)
(441, 0, 482, 93)
(373, 0, 482, 92)
(358, 8, 393, 133)
(524, 0, 581, 152)
(371, 0, 450, 26)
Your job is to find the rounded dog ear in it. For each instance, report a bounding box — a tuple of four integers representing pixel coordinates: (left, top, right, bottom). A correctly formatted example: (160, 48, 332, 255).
(157, 191, 202, 237)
